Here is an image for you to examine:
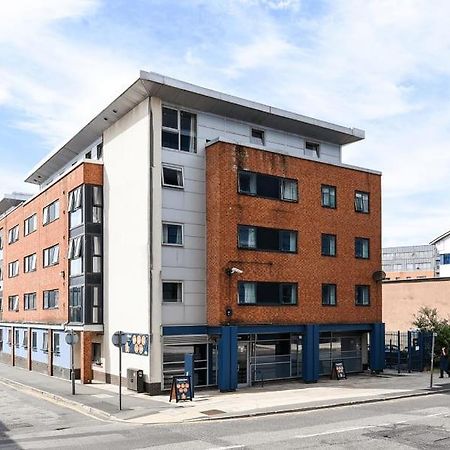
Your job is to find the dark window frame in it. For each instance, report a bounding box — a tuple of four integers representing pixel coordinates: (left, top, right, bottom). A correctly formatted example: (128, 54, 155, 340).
(162, 164, 184, 189)
(237, 281, 298, 306)
(354, 191, 370, 214)
(322, 283, 337, 306)
(355, 285, 370, 306)
(43, 289, 59, 310)
(24, 292, 37, 310)
(43, 200, 60, 225)
(237, 224, 298, 254)
(355, 237, 370, 259)
(237, 170, 298, 203)
(162, 106, 197, 153)
(162, 281, 183, 303)
(321, 185, 336, 209)
(321, 233, 337, 257)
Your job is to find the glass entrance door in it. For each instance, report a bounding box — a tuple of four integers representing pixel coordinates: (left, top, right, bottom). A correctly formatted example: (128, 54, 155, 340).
(237, 342, 250, 387)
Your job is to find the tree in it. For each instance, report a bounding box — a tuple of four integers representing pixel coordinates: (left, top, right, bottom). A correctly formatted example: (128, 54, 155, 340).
(413, 306, 450, 352)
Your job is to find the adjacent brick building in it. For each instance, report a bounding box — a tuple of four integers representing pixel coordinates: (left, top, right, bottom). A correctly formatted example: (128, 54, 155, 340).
(0, 71, 384, 393)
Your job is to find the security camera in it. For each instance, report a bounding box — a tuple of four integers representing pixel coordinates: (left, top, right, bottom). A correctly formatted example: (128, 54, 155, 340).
(225, 267, 244, 275)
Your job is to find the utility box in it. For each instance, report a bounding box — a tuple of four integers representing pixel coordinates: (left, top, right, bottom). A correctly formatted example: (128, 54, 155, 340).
(127, 368, 144, 393)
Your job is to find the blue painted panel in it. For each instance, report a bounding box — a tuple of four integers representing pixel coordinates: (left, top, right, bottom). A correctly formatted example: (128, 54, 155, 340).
(14, 328, 28, 359)
(31, 329, 49, 364)
(236, 324, 306, 334)
(319, 323, 372, 333)
(302, 324, 319, 383)
(370, 323, 385, 371)
(163, 325, 208, 336)
(0, 326, 12, 355)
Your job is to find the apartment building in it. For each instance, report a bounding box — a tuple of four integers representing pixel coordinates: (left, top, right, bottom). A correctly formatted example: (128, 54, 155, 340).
(0, 71, 384, 393)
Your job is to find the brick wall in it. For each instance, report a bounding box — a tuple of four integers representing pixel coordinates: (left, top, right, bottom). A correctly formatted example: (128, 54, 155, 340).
(206, 142, 382, 326)
(0, 162, 103, 325)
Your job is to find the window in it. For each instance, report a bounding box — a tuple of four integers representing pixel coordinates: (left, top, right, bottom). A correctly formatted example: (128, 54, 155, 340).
(43, 244, 59, 267)
(251, 128, 265, 146)
(162, 223, 183, 246)
(42, 332, 49, 352)
(15, 329, 19, 347)
(238, 282, 297, 305)
(8, 329, 12, 346)
(92, 236, 102, 273)
(355, 285, 370, 306)
(92, 286, 101, 324)
(441, 254, 450, 265)
(238, 170, 298, 202)
(305, 141, 320, 158)
(92, 185, 103, 224)
(69, 286, 83, 323)
(32, 332, 37, 351)
(43, 200, 60, 225)
(162, 165, 184, 188)
(24, 253, 37, 273)
(321, 185, 336, 208)
(24, 214, 37, 235)
(8, 260, 19, 278)
(322, 284, 337, 306)
(0, 296, 2, 311)
(321, 234, 336, 256)
(355, 238, 370, 259)
(23, 330, 28, 348)
(162, 106, 197, 152)
(355, 191, 369, 213)
(53, 333, 60, 355)
(238, 225, 297, 253)
(8, 295, 19, 311)
(43, 289, 59, 309)
(0, 329, 3, 352)
(68, 236, 83, 275)
(163, 282, 183, 303)
(92, 343, 102, 365)
(68, 186, 83, 228)
(24, 293, 36, 310)
(8, 225, 19, 244)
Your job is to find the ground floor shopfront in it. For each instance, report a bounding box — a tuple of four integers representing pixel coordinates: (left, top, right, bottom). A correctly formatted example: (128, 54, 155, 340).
(162, 322, 385, 392)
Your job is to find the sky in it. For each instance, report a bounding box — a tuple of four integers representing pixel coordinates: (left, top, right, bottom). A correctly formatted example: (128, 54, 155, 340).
(1, 0, 450, 246)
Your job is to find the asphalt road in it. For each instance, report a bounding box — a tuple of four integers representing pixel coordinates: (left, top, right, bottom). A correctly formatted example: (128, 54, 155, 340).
(1, 382, 450, 449)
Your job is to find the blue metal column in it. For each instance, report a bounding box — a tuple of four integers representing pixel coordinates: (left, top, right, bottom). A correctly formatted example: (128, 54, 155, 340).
(184, 353, 195, 397)
(302, 324, 319, 383)
(370, 323, 385, 372)
(218, 326, 238, 392)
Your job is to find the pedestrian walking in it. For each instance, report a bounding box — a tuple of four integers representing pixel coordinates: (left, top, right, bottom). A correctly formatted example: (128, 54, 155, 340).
(439, 346, 450, 378)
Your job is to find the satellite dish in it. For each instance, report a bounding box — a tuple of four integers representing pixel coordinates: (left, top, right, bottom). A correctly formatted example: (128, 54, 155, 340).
(373, 270, 387, 282)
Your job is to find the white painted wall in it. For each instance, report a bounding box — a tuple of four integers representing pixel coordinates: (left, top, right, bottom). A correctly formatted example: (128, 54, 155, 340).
(102, 98, 152, 381)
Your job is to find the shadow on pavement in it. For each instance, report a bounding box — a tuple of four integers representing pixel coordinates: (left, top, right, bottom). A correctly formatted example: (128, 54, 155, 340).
(0, 418, 22, 449)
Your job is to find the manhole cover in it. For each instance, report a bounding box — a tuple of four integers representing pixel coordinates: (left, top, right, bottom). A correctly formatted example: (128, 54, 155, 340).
(200, 409, 226, 416)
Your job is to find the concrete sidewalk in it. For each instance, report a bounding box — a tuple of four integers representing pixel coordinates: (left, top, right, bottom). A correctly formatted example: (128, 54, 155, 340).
(1, 363, 450, 425)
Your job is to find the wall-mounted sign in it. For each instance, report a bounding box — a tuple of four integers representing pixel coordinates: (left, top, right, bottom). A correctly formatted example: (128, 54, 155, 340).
(122, 333, 149, 356)
(169, 375, 193, 402)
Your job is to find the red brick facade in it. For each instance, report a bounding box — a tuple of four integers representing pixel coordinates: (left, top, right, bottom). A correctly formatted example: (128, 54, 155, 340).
(206, 142, 382, 326)
(0, 162, 103, 324)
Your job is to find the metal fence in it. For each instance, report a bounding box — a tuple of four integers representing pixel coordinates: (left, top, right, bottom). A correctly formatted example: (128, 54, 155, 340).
(385, 331, 432, 372)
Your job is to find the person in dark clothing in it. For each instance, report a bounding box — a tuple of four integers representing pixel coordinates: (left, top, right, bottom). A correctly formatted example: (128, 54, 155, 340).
(439, 347, 450, 378)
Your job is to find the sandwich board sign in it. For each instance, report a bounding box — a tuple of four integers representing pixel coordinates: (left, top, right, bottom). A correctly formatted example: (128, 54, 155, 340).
(169, 375, 193, 402)
(332, 361, 347, 380)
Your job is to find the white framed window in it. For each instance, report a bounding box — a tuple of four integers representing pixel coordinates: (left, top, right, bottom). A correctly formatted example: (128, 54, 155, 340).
(43, 244, 59, 267)
(8, 225, 19, 244)
(43, 200, 60, 225)
(162, 165, 184, 188)
(92, 235, 102, 273)
(8, 295, 19, 311)
(68, 236, 83, 275)
(162, 106, 197, 153)
(42, 332, 49, 352)
(24, 253, 37, 273)
(22, 330, 28, 348)
(68, 186, 83, 228)
(32, 332, 37, 351)
(305, 141, 320, 158)
(24, 214, 37, 236)
(162, 223, 183, 246)
(162, 281, 183, 303)
(53, 333, 60, 355)
(43, 289, 59, 309)
(251, 128, 265, 146)
(8, 260, 19, 278)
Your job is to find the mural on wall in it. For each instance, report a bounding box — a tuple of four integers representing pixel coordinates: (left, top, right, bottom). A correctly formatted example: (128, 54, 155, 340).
(122, 333, 149, 356)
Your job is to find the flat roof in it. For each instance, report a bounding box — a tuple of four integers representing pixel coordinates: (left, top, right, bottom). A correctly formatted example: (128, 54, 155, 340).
(26, 71, 365, 185)
(0, 192, 32, 217)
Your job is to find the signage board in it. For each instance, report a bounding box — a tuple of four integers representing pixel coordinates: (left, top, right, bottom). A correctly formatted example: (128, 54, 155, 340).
(332, 361, 347, 380)
(169, 375, 193, 402)
(122, 333, 149, 356)
(65, 332, 79, 346)
(112, 331, 128, 347)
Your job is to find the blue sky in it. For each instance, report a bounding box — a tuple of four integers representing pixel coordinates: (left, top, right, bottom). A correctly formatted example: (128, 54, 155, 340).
(1, 0, 450, 246)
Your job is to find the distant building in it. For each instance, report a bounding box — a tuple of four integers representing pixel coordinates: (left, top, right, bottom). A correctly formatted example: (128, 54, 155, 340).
(382, 245, 440, 280)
